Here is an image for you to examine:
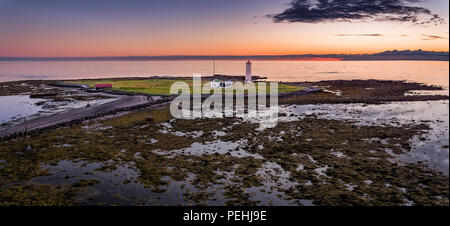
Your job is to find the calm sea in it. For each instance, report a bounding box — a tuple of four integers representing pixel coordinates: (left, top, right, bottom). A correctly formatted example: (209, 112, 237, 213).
(0, 60, 448, 88)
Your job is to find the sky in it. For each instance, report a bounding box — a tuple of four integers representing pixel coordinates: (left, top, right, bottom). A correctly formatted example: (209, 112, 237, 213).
(0, 0, 448, 57)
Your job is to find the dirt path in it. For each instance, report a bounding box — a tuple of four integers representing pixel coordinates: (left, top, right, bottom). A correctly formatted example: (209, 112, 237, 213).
(0, 95, 150, 137)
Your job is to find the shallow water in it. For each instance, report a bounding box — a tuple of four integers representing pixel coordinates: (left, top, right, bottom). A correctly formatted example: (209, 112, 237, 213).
(154, 140, 264, 159)
(30, 160, 189, 205)
(281, 100, 449, 175)
(405, 90, 450, 96)
(30, 158, 299, 205)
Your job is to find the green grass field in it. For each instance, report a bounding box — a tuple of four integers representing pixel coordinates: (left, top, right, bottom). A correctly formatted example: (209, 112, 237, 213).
(68, 78, 304, 95)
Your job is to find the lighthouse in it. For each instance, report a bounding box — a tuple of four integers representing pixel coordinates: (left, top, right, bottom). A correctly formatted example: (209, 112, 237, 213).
(245, 60, 252, 83)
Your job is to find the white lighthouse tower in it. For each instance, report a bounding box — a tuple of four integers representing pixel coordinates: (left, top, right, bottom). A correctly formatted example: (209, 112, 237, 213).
(245, 60, 252, 83)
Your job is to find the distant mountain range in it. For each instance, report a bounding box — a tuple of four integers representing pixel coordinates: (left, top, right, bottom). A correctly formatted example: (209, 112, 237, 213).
(1, 50, 448, 61)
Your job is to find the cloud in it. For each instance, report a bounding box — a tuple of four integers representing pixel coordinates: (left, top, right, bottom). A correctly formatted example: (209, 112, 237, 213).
(335, 34, 410, 37)
(268, 0, 444, 25)
(335, 33, 383, 36)
(421, 34, 448, 40)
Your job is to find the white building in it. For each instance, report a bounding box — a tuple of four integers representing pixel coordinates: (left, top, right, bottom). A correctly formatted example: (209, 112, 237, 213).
(210, 79, 233, 88)
(245, 60, 252, 83)
(210, 79, 220, 88)
(221, 81, 233, 88)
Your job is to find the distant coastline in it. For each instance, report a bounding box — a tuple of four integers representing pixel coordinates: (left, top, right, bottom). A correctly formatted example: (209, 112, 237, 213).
(1, 50, 448, 61)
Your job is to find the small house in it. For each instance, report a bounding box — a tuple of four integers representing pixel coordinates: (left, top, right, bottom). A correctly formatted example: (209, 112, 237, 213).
(210, 79, 233, 88)
(210, 79, 221, 88)
(95, 84, 112, 90)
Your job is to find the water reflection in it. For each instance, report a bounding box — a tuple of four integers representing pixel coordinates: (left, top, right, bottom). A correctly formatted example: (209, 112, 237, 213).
(0, 95, 44, 126)
(282, 100, 449, 175)
(0, 61, 448, 88)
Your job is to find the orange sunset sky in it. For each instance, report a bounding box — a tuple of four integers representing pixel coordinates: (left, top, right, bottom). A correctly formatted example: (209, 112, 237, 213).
(0, 0, 448, 57)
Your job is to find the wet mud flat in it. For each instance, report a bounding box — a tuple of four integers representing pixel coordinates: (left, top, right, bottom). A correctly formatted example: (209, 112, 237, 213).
(0, 79, 448, 206)
(0, 92, 115, 131)
(0, 82, 117, 135)
(0, 103, 448, 206)
(0, 80, 116, 117)
(279, 100, 449, 175)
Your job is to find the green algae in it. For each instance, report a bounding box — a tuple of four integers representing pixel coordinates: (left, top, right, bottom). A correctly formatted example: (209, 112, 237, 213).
(72, 179, 100, 188)
(0, 184, 78, 206)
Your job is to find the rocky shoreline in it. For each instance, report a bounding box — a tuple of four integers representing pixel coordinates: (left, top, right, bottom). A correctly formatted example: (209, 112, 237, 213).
(0, 78, 448, 206)
(1, 79, 448, 140)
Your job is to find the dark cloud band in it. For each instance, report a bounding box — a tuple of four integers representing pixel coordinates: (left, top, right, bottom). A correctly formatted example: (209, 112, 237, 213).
(335, 33, 383, 36)
(269, 0, 444, 25)
(421, 34, 448, 40)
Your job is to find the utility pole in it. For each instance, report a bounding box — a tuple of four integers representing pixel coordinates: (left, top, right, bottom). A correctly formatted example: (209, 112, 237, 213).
(213, 58, 215, 76)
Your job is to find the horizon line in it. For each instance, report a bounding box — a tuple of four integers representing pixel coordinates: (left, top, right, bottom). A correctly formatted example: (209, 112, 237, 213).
(0, 49, 449, 59)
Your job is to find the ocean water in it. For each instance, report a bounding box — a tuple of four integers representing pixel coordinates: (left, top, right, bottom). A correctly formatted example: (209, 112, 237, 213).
(0, 95, 44, 125)
(0, 60, 448, 88)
